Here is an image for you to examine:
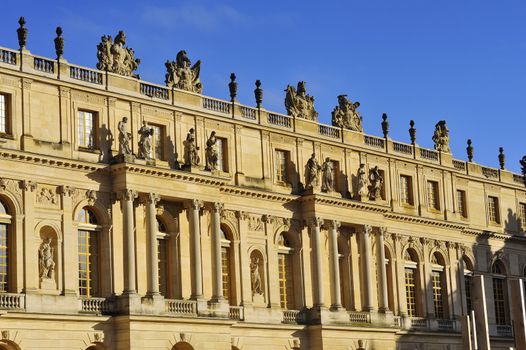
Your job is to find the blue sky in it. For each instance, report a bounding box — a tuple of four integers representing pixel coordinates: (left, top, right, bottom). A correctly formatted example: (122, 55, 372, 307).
(1, 1, 525, 171)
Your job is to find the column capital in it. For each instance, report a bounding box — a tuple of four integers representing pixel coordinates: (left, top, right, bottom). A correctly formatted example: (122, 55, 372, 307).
(185, 199, 204, 211)
(207, 202, 224, 213)
(325, 219, 341, 230)
(116, 189, 138, 201)
(23, 180, 37, 192)
(59, 185, 75, 197)
(378, 226, 388, 237)
(306, 216, 323, 229)
(363, 224, 372, 235)
(140, 192, 161, 205)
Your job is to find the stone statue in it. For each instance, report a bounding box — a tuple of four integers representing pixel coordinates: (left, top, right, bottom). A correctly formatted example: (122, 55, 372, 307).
(305, 153, 321, 189)
(205, 131, 218, 171)
(321, 157, 335, 192)
(368, 166, 383, 200)
(284, 81, 318, 121)
(39, 237, 55, 280)
(183, 128, 200, 166)
(137, 121, 153, 160)
(165, 50, 203, 93)
(250, 256, 263, 296)
(96, 31, 140, 77)
(357, 163, 368, 198)
(118, 117, 133, 156)
(432, 120, 450, 153)
(331, 95, 363, 132)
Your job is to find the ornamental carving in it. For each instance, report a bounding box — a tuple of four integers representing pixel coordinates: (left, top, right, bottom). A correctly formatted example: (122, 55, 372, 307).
(331, 94, 363, 132)
(304, 153, 321, 190)
(86, 190, 97, 206)
(432, 120, 450, 153)
(321, 158, 335, 192)
(39, 237, 55, 280)
(165, 50, 202, 93)
(357, 164, 368, 199)
(118, 117, 133, 157)
(245, 214, 263, 232)
(96, 31, 140, 77)
(183, 128, 200, 166)
(205, 131, 218, 171)
(137, 121, 154, 160)
(284, 81, 318, 121)
(250, 255, 264, 296)
(37, 186, 58, 205)
(368, 166, 383, 200)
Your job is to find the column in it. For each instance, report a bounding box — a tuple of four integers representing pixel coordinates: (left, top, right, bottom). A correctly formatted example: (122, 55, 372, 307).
(377, 227, 389, 312)
(308, 217, 324, 307)
(22, 180, 38, 292)
(327, 220, 342, 309)
(144, 193, 161, 296)
(187, 199, 203, 299)
(510, 278, 526, 349)
(361, 225, 374, 311)
(119, 189, 138, 294)
(472, 274, 490, 350)
(60, 186, 76, 295)
(210, 202, 224, 302)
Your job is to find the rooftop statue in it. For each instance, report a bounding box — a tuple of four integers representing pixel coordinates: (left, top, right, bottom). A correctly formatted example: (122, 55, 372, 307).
(284, 81, 318, 121)
(165, 50, 203, 93)
(331, 95, 363, 132)
(97, 31, 140, 77)
(432, 120, 450, 153)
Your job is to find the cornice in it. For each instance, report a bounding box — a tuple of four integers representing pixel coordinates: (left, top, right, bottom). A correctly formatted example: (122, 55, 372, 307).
(0, 148, 103, 172)
(300, 194, 390, 213)
(220, 185, 299, 204)
(384, 212, 468, 230)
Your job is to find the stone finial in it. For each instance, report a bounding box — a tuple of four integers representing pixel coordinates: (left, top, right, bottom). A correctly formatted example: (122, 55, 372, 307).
(466, 139, 473, 162)
(17, 17, 28, 50)
(228, 73, 237, 102)
(498, 147, 505, 170)
(54, 26, 64, 59)
(381, 113, 389, 138)
(254, 80, 263, 108)
(409, 120, 416, 145)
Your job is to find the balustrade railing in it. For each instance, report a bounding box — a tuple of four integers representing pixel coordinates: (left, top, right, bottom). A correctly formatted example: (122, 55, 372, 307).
(393, 141, 412, 155)
(80, 297, 112, 314)
(393, 315, 402, 328)
(0, 49, 17, 65)
(70, 65, 103, 85)
(453, 160, 466, 171)
(482, 167, 499, 179)
(203, 97, 230, 114)
(34, 57, 55, 73)
(319, 124, 340, 139)
(496, 324, 513, 337)
(348, 311, 371, 323)
(0, 293, 24, 309)
(514, 174, 524, 184)
(165, 299, 197, 316)
(282, 309, 303, 324)
(268, 113, 292, 128)
(229, 306, 244, 320)
(364, 135, 385, 149)
(140, 83, 169, 100)
(240, 106, 257, 120)
(420, 148, 439, 162)
(409, 317, 428, 329)
(437, 319, 455, 331)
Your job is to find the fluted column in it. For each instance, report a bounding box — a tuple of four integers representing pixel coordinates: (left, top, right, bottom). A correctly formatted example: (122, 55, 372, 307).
(143, 193, 161, 296)
(327, 220, 342, 309)
(210, 202, 224, 302)
(187, 199, 204, 299)
(119, 189, 138, 294)
(308, 217, 324, 307)
(361, 225, 374, 311)
(377, 227, 389, 312)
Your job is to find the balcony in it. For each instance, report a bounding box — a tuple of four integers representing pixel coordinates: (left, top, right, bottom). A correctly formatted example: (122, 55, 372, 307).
(348, 311, 371, 324)
(165, 299, 197, 317)
(229, 306, 244, 320)
(489, 324, 513, 338)
(282, 309, 305, 324)
(80, 297, 113, 314)
(0, 293, 25, 310)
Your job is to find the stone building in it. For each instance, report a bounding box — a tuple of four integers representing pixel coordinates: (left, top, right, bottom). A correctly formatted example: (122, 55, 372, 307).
(0, 19, 524, 350)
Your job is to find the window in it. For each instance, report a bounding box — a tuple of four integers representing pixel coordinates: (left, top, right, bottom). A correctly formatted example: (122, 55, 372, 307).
(432, 271, 444, 318)
(463, 256, 473, 314)
(492, 261, 508, 325)
(220, 226, 233, 302)
(78, 208, 99, 297)
(488, 196, 500, 224)
(78, 111, 96, 148)
(519, 203, 526, 231)
(151, 124, 165, 160)
(275, 150, 289, 184)
(427, 181, 440, 210)
(400, 175, 413, 205)
(157, 217, 168, 296)
(278, 234, 294, 309)
(0, 94, 8, 135)
(216, 138, 228, 172)
(457, 190, 467, 218)
(404, 249, 419, 317)
(0, 199, 10, 292)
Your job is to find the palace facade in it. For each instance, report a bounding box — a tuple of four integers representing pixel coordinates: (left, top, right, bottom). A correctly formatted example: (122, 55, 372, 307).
(0, 18, 524, 350)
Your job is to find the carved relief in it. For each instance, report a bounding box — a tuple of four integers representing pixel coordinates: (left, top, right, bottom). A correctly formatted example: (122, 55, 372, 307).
(39, 237, 55, 280)
(331, 94, 363, 132)
(36, 186, 58, 206)
(432, 120, 450, 153)
(165, 50, 202, 93)
(285, 81, 318, 121)
(250, 252, 264, 297)
(97, 31, 140, 77)
(244, 214, 263, 232)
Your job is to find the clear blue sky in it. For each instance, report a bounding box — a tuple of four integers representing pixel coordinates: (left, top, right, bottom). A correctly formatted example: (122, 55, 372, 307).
(1, 1, 525, 172)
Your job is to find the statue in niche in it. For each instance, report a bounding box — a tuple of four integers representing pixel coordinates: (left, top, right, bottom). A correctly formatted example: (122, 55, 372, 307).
(118, 117, 133, 156)
(183, 128, 200, 166)
(357, 163, 368, 198)
(284, 81, 318, 121)
(39, 237, 55, 280)
(96, 31, 140, 77)
(205, 131, 218, 171)
(137, 121, 153, 160)
(305, 153, 321, 190)
(368, 166, 383, 200)
(432, 120, 450, 153)
(250, 256, 263, 296)
(165, 50, 203, 93)
(321, 157, 335, 192)
(331, 95, 363, 132)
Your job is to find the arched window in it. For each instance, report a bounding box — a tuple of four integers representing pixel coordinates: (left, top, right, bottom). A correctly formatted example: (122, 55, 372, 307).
(463, 256, 474, 314)
(278, 233, 295, 309)
(431, 252, 448, 319)
(404, 249, 420, 317)
(78, 207, 100, 297)
(220, 225, 234, 303)
(0, 199, 11, 292)
(491, 260, 508, 325)
(157, 217, 169, 297)
(385, 246, 395, 312)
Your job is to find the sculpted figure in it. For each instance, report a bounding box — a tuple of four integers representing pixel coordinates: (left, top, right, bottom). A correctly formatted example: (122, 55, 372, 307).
(357, 163, 368, 198)
(284, 81, 318, 121)
(432, 120, 450, 153)
(96, 31, 140, 77)
(39, 237, 55, 280)
(305, 153, 321, 189)
(368, 166, 383, 200)
(165, 50, 203, 93)
(321, 157, 335, 192)
(183, 128, 200, 166)
(205, 131, 218, 171)
(250, 257, 263, 296)
(137, 121, 153, 160)
(331, 95, 363, 132)
(118, 117, 133, 156)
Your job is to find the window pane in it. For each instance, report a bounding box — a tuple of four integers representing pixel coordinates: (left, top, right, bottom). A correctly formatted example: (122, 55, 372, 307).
(488, 196, 499, 223)
(433, 271, 444, 318)
(465, 275, 472, 312)
(275, 150, 288, 183)
(0, 95, 6, 134)
(152, 125, 164, 160)
(78, 111, 95, 148)
(457, 190, 466, 218)
(493, 278, 507, 325)
(405, 267, 416, 317)
(216, 138, 224, 171)
(221, 246, 230, 301)
(78, 229, 99, 297)
(158, 238, 168, 296)
(0, 225, 8, 292)
(428, 181, 439, 210)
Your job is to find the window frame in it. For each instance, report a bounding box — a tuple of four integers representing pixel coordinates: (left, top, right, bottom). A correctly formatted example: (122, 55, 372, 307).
(274, 149, 290, 185)
(457, 189, 468, 219)
(427, 180, 440, 211)
(77, 110, 98, 150)
(0, 199, 11, 293)
(400, 174, 414, 206)
(77, 208, 102, 298)
(0, 93, 10, 136)
(487, 195, 501, 224)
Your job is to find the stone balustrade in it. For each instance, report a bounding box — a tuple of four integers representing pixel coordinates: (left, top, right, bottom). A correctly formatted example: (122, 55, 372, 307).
(140, 82, 169, 100)
(453, 159, 466, 171)
(165, 299, 198, 316)
(0, 293, 24, 310)
(364, 134, 385, 149)
(318, 124, 340, 139)
(393, 141, 412, 155)
(34, 56, 55, 73)
(419, 148, 439, 162)
(0, 48, 17, 65)
(228, 306, 244, 320)
(69, 65, 103, 85)
(240, 106, 257, 120)
(203, 96, 231, 115)
(348, 311, 371, 324)
(80, 297, 112, 314)
(482, 166, 499, 179)
(282, 309, 303, 324)
(268, 112, 292, 128)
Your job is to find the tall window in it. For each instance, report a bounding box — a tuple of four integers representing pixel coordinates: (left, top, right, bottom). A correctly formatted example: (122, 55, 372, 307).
(78, 111, 96, 148)
(152, 124, 164, 160)
(457, 190, 467, 218)
(427, 181, 440, 210)
(275, 150, 289, 183)
(519, 203, 526, 231)
(487, 196, 500, 224)
(0, 94, 7, 134)
(431, 253, 447, 319)
(215, 138, 228, 172)
(404, 250, 419, 317)
(492, 261, 508, 325)
(78, 207, 99, 297)
(400, 175, 413, 205)
(0, 199, 11, 292)
(157, 217, 168, 296)
(278, 234, 294, 309)
(220, 227, 232, 301)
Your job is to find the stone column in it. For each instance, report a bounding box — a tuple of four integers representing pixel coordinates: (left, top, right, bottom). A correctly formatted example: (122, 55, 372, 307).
(472, 274, 490, 350)
(22, 180, 38, 293)
(327, 220, 342, 310)
(308, 217, 324, 307)
(210, 202, 224, 302)
(60, 186, 76, 295)
(511, 278, 526, 349)
(187, 199, 203, 299)
(143, 193, 161, 296)
(377, 227, 389, 312)
(361, 225, 375, 311)
(119, 189, 138, 294)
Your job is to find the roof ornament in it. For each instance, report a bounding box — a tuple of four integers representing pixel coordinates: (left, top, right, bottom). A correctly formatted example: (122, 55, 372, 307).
(284, 81, 318, 121)
(96, 31, 140, 77)
(165, 50, 202, 93)
(331, 94, 363, 132)
(432, 120, 450, 153)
